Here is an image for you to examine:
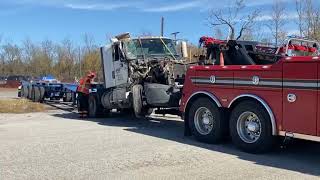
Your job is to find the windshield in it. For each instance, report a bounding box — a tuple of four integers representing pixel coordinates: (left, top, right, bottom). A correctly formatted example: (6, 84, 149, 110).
(124, 38, 178, 59)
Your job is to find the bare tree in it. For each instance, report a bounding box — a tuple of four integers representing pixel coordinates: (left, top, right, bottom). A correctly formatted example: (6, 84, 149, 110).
(83, 33, 96, 54)
(207, 0, 260, 40)
(304, 0, 320, 40)
(214, 27, 224, 39)
(2, 43, 22, 75)
(267, 0, 287, 46)
(295, 0, 305, 37)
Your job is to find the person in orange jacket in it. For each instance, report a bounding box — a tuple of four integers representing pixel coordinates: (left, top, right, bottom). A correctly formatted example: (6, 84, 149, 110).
(77, 72, 96, 117)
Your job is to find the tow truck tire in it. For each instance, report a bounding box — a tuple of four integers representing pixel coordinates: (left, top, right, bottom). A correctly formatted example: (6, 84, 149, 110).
(32, 86, 41, 102)
(132, 85, 144, 118)
(88, 94, 104, 118)
(188, 97, 226, 144)
(229, 101, 275, 154)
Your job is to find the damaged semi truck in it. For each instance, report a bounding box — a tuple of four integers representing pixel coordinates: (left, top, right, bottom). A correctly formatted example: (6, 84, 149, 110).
(87, 33, 188, 118)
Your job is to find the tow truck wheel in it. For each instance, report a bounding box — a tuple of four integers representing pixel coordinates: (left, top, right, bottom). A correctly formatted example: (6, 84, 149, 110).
(230, 101, 275, 153)
(188, 97, 225, 144)
(132, 85, 144, 118)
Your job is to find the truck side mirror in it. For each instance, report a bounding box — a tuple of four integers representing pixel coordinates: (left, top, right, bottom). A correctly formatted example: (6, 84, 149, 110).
(180, 41, 188, 58)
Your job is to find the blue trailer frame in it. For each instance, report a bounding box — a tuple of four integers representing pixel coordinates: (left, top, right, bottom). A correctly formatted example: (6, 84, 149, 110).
(20, 80, 78, 103)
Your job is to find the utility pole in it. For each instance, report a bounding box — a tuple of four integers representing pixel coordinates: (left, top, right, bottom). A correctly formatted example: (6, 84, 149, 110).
(79, 46, 82, 77)
(161, 17, 164, 37)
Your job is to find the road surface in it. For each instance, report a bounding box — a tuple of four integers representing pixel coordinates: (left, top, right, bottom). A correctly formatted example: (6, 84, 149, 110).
(0, 89, 319, 179)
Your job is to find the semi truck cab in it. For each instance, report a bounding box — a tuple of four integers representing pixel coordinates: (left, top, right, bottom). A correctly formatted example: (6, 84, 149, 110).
(89, 33, 188, 118)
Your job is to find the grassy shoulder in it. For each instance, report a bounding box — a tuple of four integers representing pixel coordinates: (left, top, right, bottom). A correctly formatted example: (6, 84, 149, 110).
(0, 99, 46, 113)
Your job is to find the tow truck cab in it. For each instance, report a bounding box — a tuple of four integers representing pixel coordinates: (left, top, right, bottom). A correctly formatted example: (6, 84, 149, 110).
(181, 37, 320, 153)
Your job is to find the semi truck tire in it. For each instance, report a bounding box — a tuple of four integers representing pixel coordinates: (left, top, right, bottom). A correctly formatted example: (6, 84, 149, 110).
(33, 86, 41, 102)
(132, 85, 144, 118)
(88, 94, 104, 118)
(188, 97, 226, 144)
(229, 100, 275, 154)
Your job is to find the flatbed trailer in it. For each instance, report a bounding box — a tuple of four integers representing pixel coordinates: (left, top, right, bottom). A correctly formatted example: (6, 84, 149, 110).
(19, 80, 78, 104)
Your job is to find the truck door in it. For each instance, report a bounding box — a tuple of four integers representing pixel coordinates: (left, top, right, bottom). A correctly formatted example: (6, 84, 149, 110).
(283, 59, 318, 136)
(113, 43, 128, 86)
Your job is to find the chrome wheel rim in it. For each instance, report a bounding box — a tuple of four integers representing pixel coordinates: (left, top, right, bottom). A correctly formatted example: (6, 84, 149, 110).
(237, 111, 262, 144)
(194, 107, 214, 135)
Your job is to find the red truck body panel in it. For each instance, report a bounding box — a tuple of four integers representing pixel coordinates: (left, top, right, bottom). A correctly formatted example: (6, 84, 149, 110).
(181, 56, 320, 138)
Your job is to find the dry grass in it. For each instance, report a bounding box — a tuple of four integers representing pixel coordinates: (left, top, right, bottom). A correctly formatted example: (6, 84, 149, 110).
(0, 99, 46, 113)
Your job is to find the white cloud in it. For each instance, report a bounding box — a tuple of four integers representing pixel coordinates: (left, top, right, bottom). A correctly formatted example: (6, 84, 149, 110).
(256, 12, 299, 21)
(142, 0, 205, 12)
(2, 0, 210, 12)
(64, 2, 135, 11)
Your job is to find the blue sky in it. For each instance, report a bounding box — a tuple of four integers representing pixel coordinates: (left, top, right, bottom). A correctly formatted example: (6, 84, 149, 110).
(0, 0, 317, 45)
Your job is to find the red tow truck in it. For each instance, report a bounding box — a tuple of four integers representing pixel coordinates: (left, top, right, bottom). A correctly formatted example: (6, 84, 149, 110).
(180, 36, 320, 153)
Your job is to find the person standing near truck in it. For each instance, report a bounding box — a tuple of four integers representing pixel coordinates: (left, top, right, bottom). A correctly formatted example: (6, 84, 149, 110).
(77, 72, 96, 118)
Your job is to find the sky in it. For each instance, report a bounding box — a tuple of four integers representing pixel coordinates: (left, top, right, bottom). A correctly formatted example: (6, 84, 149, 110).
(0, 0, 318, 46)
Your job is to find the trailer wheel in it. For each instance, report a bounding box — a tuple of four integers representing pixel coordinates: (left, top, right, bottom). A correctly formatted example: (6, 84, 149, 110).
(229, 101, 275, 153)
(188, 97, 225, 144)
(39, 87, 45, 102)
(32, 86, 41, 102)
(23, 86, 28, 98)
(20, 86, 24, 97)
(88, 94, 104, 118)
(63, 92, 72, 102)
(28, 85, 32, 99)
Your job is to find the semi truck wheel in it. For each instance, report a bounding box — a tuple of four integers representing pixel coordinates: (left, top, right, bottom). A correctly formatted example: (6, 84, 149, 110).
(229, 101, 275, 153)
(88, 94, 104, 118)
(132, 85, 144, 118)
(188, 97, 226, 144)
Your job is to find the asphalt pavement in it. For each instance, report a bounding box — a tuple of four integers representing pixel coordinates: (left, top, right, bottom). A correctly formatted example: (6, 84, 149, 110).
(0, 89, 320, 179)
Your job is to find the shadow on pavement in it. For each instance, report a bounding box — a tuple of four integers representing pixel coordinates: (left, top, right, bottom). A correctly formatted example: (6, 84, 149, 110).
(52, 112, 320, 176)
